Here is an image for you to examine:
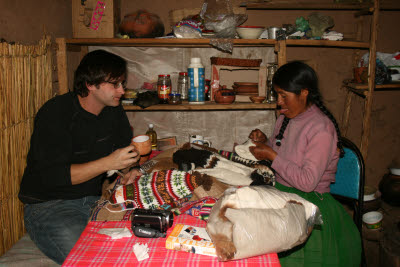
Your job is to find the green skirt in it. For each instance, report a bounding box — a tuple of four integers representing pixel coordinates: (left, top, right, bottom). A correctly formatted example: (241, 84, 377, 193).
(275, 183, 361, 267)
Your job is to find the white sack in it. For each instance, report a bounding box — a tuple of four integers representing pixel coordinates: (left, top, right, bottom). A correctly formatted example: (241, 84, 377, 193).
(206, 186, 321, 261)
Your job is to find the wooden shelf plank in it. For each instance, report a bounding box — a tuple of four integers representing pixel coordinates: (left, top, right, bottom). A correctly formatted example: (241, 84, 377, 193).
(63, 38, 275, 47)
(123, 101, 276, 111)
(345, 82, 400, 90)
(285, 39, 370, 48)
(243, 1, 399, 10)
(344, 82, 400, 96)
(63, 38, 369, 49)
(244, 2, 370, 10)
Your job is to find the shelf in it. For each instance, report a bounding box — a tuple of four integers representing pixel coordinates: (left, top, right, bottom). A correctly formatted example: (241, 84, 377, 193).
(122, 101, 276, 111)
(344, 81, 400, 96)
(61, 38, 369, 49)
(285, 39, 369, 48)
(243, 1, 400, 10)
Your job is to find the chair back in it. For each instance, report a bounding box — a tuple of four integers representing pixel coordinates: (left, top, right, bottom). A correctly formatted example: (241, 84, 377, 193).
(330, 137, 365, 230)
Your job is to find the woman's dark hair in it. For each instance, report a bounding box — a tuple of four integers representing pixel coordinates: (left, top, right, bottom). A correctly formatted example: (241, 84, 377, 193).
(272, 61, 344, 157)
(73, 50, 127, 97)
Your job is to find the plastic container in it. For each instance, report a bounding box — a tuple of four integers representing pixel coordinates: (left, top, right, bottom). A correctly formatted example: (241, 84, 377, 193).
(146, 123, 158, 150)
(188, 58, 205, 104)
(157, 74, 171, 104)
(177, 72, 189, 100)
(362, 211, 383, 229)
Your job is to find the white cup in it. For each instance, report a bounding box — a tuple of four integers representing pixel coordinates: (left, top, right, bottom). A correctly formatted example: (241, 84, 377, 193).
(189, 135, 211, 147)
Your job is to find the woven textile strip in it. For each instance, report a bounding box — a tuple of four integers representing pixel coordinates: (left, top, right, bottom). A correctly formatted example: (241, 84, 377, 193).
(110, 170, 199, 209)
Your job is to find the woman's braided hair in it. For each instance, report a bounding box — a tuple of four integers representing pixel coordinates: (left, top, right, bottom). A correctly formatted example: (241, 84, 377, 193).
(272, 61, 344, 157)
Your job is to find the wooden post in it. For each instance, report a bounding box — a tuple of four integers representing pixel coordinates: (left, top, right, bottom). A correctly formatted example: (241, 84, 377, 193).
(275, 40, 286, 67)
(56, 38, 68, 94)
(360, 0, 379, 159)
(341, 88, 354, 137)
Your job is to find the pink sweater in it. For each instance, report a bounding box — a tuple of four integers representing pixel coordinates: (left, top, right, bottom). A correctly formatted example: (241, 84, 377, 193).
(268, 105, 339, 193)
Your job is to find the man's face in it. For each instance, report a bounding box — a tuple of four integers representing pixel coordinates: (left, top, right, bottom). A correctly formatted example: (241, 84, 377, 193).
(88, 78, 126, 109)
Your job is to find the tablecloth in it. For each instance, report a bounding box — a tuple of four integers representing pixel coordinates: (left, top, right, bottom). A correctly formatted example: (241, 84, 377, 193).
(63, 214, 281, 266)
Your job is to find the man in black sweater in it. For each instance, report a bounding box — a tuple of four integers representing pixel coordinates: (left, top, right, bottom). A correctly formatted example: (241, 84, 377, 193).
(19, 50, 140, 264)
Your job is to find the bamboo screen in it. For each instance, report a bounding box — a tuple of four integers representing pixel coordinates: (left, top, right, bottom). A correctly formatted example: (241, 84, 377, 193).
(0, 36, 53, 255)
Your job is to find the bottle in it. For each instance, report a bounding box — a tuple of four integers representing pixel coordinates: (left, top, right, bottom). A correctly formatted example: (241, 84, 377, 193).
(266, 63, 278, 103)
(157, 74, 171, 104)
(177, 72, 189, 100)
(146, 123, 157, 150)
(188, 58, 205, 104)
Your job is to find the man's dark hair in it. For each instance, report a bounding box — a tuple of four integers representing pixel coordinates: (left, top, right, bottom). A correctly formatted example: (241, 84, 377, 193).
(73, 50, 127, 97)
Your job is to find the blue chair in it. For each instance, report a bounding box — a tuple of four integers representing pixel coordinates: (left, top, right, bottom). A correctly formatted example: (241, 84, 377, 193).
(330, 137, 365, 266)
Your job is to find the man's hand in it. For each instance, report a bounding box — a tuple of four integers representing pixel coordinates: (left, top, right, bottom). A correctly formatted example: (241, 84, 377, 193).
(121, 168, 142, 185)
(249, 129, 268, 144)
(106, 145, 140, 171)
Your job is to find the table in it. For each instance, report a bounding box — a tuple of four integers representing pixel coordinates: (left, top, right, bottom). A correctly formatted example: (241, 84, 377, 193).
(62, 214, 281, 266)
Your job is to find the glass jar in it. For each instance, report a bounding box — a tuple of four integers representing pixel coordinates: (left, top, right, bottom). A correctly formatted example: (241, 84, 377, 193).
(177, 72, 189, 100)
(267, 63, 278, 103)
(157, 74, 171, 104)
(168, 93, 182, 105)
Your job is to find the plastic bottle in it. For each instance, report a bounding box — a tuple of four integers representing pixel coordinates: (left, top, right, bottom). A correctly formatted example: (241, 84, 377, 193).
(188, 58, 205, 104)
(146, 124, 157, 150)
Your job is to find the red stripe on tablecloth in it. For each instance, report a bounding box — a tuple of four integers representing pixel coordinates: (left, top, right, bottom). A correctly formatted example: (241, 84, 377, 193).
(63, 214, 281, 267)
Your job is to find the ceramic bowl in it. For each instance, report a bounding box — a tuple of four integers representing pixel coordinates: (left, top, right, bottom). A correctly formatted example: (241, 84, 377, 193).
(389, 168, 400, 176)
(250, 96, 266, 103)
(236, 26, 265, 39)
(362, 211, 383, 229)
(364, 185, 377, 201)
(214, 89, 235, 104)
(232, 82, 259, 95)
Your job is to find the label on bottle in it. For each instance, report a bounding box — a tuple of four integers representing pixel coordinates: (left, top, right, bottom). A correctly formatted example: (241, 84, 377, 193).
(158, 85, 171, 100)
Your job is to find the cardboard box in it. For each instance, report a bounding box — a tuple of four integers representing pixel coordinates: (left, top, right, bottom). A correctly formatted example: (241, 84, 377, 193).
(72, 0, 121, 38)
(210, 58, 267, 101)
(166, 224, 216, 257)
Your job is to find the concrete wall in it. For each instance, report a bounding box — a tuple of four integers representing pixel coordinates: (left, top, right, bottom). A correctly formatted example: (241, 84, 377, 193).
(1, 0, 399, 188)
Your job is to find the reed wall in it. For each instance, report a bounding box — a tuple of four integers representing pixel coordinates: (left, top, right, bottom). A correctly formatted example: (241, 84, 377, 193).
(0, 36, 53, 256)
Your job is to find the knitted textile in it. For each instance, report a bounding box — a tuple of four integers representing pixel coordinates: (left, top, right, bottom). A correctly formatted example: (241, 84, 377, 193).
(173, 147, 275, 186)
(110, 170, 203, 209)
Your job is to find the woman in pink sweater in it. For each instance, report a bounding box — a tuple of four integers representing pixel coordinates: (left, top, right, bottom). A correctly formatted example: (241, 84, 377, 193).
(249, 61, 361, 267)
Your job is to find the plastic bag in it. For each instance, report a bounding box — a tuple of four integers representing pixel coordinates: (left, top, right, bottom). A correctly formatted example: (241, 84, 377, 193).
(206, 186, 322, 261)
(203, 0, 247, 38)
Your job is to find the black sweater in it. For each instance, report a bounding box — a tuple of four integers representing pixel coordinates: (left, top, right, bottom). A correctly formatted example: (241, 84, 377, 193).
(19, 93, 132, 204)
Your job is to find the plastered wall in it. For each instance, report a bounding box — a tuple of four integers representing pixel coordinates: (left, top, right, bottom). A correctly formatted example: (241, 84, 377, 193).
(1, 0, 399, 188)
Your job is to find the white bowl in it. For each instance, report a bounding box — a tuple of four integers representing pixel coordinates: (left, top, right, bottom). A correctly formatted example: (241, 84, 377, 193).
(236, 26, 265, 39)
(364, 185, 377, 201)
(390, 168, 400, 176)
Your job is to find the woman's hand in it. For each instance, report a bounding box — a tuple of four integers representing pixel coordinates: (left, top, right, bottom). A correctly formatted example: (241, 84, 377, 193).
(121, 168, 142, 185)
(249, 141, 277, 161)
(249, 129, 268, 144)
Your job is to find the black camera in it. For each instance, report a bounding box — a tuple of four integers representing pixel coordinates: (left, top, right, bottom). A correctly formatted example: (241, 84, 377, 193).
(131, 208, 174, 234)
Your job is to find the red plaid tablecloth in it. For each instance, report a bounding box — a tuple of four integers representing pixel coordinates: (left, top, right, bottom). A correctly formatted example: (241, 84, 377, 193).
(63, 214, 281, 267)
